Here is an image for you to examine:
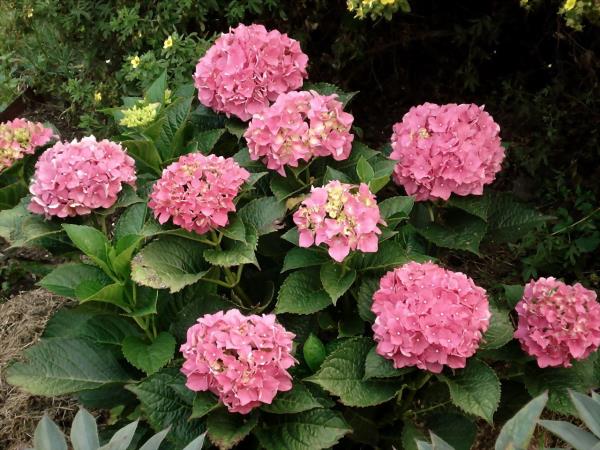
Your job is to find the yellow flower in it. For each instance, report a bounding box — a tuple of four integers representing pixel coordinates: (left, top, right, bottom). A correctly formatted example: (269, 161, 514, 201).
(131, 55, 141, 69)
(564, 0, 576, 10)
(163, 36, 174, 49)
(26, 8, 33, 18)
(94, 92, 102, 102)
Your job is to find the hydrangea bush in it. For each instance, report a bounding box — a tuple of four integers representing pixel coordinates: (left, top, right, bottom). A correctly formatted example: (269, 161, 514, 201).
(0, 23, 598, 450)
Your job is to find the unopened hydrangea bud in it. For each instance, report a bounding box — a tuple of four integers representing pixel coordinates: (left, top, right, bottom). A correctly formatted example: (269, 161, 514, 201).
(194, 24, 308, 121)
(371, 261, 491, 373)
(28, 136, 136, 218)
(119, 103, 160, 128)
(148, 153, 249, 235)
(390, 102, 504, 201)
(293, 181, 383, 262)
(181, 309, 296, 414)
(514, 277, 600, 368)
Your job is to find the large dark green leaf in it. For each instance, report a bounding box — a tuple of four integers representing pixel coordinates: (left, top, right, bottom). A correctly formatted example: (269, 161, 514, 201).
(238, 197, 286, 236)
(486, 193, 547, 243)
(122, 332, 176, 376)
(206, 409, 258, 450)
(275, 269, 332, 315)
(417, 213, 487, 254)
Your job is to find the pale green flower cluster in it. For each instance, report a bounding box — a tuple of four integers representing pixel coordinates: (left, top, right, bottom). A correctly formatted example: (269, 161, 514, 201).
(119, 103, 160, 128)
(347, 0, 410, 20)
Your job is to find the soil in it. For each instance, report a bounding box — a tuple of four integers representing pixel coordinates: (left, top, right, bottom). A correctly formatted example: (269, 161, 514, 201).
(0, 289, 76, 450)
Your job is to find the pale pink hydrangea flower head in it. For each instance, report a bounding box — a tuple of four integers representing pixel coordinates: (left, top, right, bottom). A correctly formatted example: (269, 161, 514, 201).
(0, 118, 56, 171)
(371, 261, 491, 373)
(148, 153, 249, 235)
(293, 180, 383, 262)
(244, 90, 354, 175)
(194, 23, 309, 121)
(514, 277, 600, 368)
(28, 136, 136, 218)
(180, 309, 296, 414)
(390, 102, 504, 201)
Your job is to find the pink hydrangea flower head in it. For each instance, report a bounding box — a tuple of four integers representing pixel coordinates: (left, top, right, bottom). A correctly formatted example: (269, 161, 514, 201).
(28, 136, 136, 218)
(0, 118, 56, 171)
(514, 277, 600, 368)
(293, 181, 383, 262)
(245, 90, 354, 175)
(148, 153, 249, 235)
(194, 23, 309, 121)
(180, 309, 296, 414)
(390, 102, 504, 201)
(371, 261, 491, 373)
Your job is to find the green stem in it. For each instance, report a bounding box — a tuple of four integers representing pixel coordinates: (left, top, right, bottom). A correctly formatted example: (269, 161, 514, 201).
(412, 400, 452, 417)
(551, 206, 600, 236)
(427, 203, 435, 222)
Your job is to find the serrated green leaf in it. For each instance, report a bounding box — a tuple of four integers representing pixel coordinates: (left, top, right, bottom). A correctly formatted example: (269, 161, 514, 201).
(417, 213, 487, 254)
(270, 174, 306, 201)
(282, 247, 329, 272)
(6, 337, 130, 395)
(480, 305, 514, 350)
(323, 166, 353, 184)
(122, 332, 176, 376)
(364, 346, 414, 380)
(253, 408, 351, 450)
(448, 195, 491, 221)
(275, 269, 332, 315)
(306, 337, 404, 407)
(203, 226, 258, 267)
(487, 193, 547, 243)
(219, 215, 246, 242)
(114, 203, 149, 242)
(169, 290, 232, 341)
(379, 195, 414, 222)
(156, 96, 193, 160)
(62, 224, 112, 272)
(0, 200, 61, 248)
(303, 333, 327, 372)
(189, 128, 225, 154)
(71, 408, 99, 450)
(303, 82, 358, 107)
(439, 359, 501, 423)
(427, 413, 476, 450)
(127, 369, 203, 447)
(238, 197, 286, 236)
(357, 156, 375, 183)
(495, 393, 548, 450)
(131, 236, 210, 293)
(355, 276, 378, 323)
(34, 416, 67, 450)
(502, 284, 524, 309)
(144, 70, 167, 104)
(207, 409, 257, 450)
(320, 262, 356, 304)
(122, 140, 162, 175)
(351, 240, 430, 271)
(0, 180, 28, 209)
(224, 118, 246, 139)
(368, 175, 390, 194)
(261, 382, 323, 414)
(40, 263, 111, 298)
(190, 392, 219, 419)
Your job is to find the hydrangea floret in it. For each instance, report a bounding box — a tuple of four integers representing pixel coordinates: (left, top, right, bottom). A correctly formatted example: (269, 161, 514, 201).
(194, 24, 308, 121)
(180, 309, 296, 414)
(371, 261, 491, 373)
(119, 103, 160, 128)
(28, 136, 136, 218)
(0, 118, 56, 171)
(148, 153, 249, 235)
(293, 180, 383, 262)
(390, 102, 504, 201)
(245, 90, 354, 176)
(514, 277, 600, 368)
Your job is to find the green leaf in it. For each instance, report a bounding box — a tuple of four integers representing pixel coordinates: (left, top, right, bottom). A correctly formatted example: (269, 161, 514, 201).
(323, 166, 352, 184)
(145, 70, 167, 104)
(502, 284, 524, 309)
(320, 261, 356, 304)
(487, 193, 547, 243)
(207, 409, 257, 450)
(99, 420, 138, 450)
(127, 369, 203, 447)
(6, 337, 130, 395)
(364, 346, 413, 380)
(114, 203, 149, 242)
(282, 247, 329, 272)
(570, 390, 600, 437)
(156, 96, 193, 160)
(351, 240, 430, 271)
(219, 215, 246, 242)
(131, 236, 210, 293)
(270, 174, 305, 201)
(275, 269, 332, 315)
(62, 224, 112, 272)
(368, 176, 390, 194)
(539, 419, 599, 450)
(0, 181, 28, 210)
(34, 415, 67, 450)
(428, 432, 455, 450)
(306, 337, 404, 407)
(417, 213, 487, 254)
(238, 197, 286, 236)
(427, 413, 476, 450)
(447, 195, 491, 221)
(122, 332, 176, 376)
(169, 290, 232, 341)
(303, 82, 358, 107)
(402, 422, 427, 450)
(303, 333, 327, 372)
(224, 118, 246, 139)
(495, 393, 548, 450)
(355, 276, 378, 323)
(524, 357, 597, 415)
(139, 428, 170, 450)
(253, 408, 351, 450)
(261, 382, 323, 414)
(203, 226, 258, 267)
(356, 156, 375, 183)
(71, 408, 100, 450)
(190, 392, 219, 419)
(97, 184, 143, 216)
(438, 359, 501, 423)
(122, 140, 162, 175)
(480, 305, 514, 350)
(182, 433, 207, 450)
(188, 128, 225, 154)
